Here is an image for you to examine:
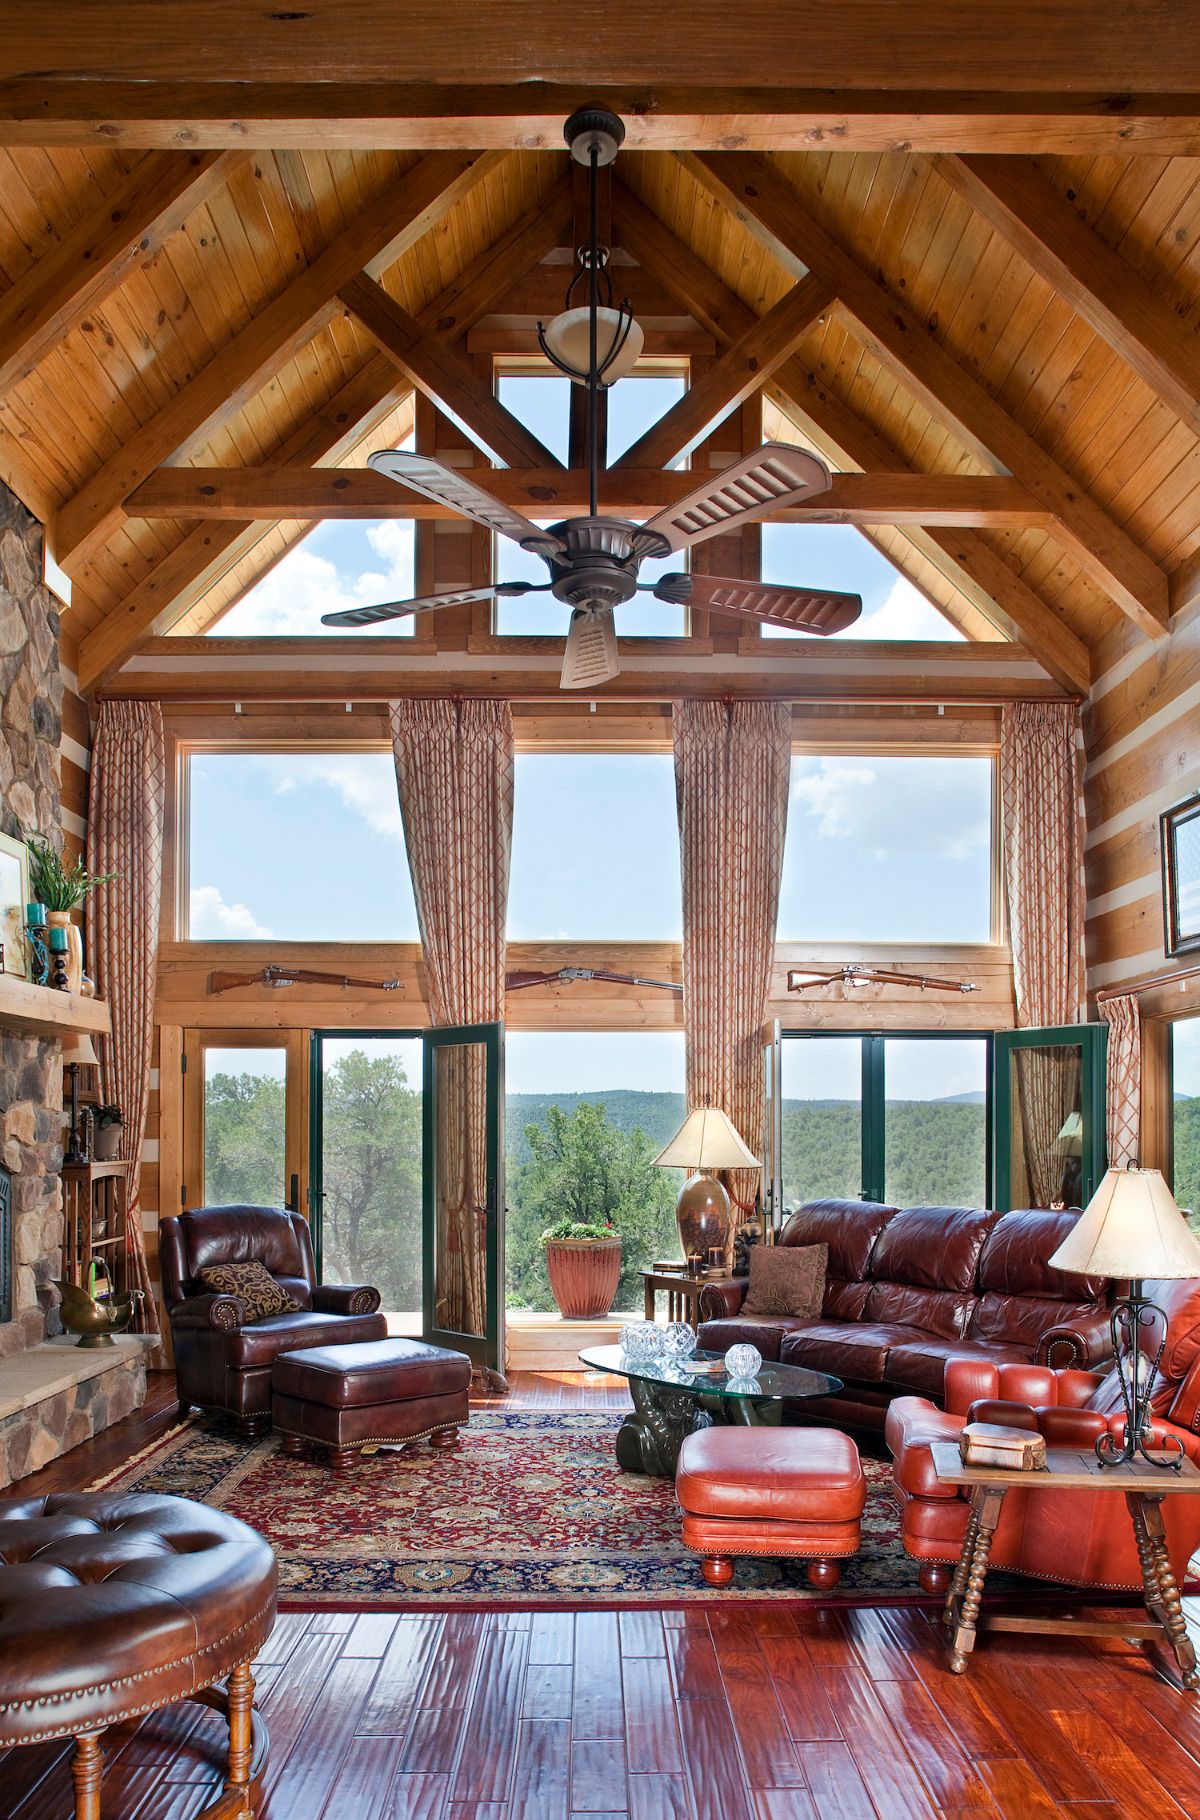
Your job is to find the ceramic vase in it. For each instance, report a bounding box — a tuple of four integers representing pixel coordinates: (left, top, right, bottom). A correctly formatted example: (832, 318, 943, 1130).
(47, 909, 85, 995)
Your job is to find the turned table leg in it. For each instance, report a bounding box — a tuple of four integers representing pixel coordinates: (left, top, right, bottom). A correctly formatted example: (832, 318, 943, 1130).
(948, 1487, 1005, 1674)
(72, 1732, 103, 1820)
(1134, 1492, 1200, 1690)
(226, 1661, 256, 1792)
(945, 1500, 982, 1627)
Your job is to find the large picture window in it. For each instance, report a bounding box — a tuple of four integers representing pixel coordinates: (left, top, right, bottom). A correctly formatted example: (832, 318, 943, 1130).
(185, 751, 419, 941)
(778, 754, 995, 943)
(1174, 1017, 1200, 1227)
(507, 753, 681, 940)
(761, 522, 962, 642)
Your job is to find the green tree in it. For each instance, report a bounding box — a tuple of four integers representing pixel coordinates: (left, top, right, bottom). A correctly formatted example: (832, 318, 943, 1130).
(203, 1070, 287, 1207)
(505, 1100, 681, 1312)
(319, 1048, 422, 1311)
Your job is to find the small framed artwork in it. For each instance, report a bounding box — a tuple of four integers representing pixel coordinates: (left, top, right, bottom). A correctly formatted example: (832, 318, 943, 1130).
(0, 832, 29, 979)
(1161, 791, 1200, 958)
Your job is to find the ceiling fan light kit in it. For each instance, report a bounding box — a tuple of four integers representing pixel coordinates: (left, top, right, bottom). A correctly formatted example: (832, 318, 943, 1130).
(322, 105, 863, 687)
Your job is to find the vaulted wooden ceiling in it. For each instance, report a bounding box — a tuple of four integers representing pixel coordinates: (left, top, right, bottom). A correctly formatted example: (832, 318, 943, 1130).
(2, 6, 1200, 703)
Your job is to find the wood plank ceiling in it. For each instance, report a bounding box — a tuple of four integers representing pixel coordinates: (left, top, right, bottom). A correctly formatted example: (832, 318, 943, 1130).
(1, 118, 1199, 699)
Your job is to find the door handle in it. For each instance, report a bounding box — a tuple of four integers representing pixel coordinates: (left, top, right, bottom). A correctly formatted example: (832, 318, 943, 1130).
(285, 1172, 299, 1213)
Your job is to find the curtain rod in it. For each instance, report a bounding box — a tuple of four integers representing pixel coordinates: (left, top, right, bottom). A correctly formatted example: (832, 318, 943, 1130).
(1096, 964, 1200, 1002)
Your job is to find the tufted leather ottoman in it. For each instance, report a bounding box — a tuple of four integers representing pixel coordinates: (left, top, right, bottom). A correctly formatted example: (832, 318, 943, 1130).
(0, 1490, 277, 1818)
(272, 1336, 472, 1470)
(676, 1426, 866, 1588)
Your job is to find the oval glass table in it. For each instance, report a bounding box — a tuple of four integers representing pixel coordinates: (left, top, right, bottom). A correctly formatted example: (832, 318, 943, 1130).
(579, 1343, 843, 1477)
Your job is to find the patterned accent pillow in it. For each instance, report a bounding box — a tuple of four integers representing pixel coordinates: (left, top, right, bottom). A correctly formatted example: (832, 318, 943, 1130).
(741, 1243, 828, 1319)
(199, 1260, 298, 1322)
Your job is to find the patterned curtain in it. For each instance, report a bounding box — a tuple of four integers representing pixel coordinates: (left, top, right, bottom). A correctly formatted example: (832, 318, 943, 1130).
(85, 700, 165, 1344)
(673, 700, 792, 1243)
(1000, 701, 1087, 1208)
(1100, 993, 1141, 1168)
(390, 699, 513, 1336)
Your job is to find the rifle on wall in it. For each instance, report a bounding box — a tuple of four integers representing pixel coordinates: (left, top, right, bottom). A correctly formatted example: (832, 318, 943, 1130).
(209, 964, 405, 995)
(787, 966, 979, 995)
(505, 966, 682, 994)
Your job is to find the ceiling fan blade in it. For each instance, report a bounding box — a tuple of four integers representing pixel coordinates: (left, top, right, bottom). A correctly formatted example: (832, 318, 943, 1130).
(320, 585, 499, 628)
(637, 444, 832, 554)
(654, 572, 862, 636)
(369, 449, 565, 554)
(560, 607, 620, 690)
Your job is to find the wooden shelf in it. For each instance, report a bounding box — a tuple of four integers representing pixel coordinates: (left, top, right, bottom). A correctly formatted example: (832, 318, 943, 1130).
(0, 973, 112, 1041)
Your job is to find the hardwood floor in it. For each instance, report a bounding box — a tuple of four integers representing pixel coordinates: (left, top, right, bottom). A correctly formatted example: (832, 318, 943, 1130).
(6, 1371, 1200, 1818)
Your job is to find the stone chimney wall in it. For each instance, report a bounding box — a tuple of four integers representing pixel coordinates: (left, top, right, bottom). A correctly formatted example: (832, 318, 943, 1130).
(0, 479, 65, 1357)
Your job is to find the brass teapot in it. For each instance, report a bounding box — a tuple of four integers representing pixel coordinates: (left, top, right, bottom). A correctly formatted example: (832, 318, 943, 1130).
(54, 1261, 137, 1348)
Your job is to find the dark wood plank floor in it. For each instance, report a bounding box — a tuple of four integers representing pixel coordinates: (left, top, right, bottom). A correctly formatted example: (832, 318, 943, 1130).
(6, 1372, 1200, 1818)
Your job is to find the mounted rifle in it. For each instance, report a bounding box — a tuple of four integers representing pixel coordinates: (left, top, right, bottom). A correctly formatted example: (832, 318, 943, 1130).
(209, 964, 405, 995)
(505, 966, 681, 994)
(787, 966, 979, 995)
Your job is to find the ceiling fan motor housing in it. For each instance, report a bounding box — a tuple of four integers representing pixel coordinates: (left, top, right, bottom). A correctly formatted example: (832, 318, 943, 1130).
(529, 515, 668, 609)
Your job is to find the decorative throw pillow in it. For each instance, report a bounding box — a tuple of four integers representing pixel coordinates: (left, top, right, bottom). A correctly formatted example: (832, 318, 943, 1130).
(740, 1243, 828, 1319)
(199, 1260, 298, 1322)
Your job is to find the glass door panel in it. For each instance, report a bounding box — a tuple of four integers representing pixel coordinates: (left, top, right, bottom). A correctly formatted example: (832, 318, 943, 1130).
(780, 1036, 864, 1211)
(993, 1025, 1107, 1212)
(182, 1030, 305, 1213)
(884, 1038, 990, 1210)
(762, 1018, 783, 1240)
(423, 1023, 504, 1376)
(1172, 1017, 1200, 1228)
(310, 1033, 423, 1333)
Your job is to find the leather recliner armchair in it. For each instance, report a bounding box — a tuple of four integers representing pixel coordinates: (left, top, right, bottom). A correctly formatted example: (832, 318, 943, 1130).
(162, 1205, 388, 1435)
(886, 1277, 1200, 1593)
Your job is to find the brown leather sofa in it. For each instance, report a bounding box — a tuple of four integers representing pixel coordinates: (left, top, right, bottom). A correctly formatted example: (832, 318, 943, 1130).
(697, 1199, 1114, 1429)
(162, 1205, 387, 1435)
(887, 1275, 1200, 1593)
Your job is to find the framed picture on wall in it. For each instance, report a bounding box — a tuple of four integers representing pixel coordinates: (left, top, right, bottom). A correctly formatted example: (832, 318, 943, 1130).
(0, 831, 30, 979)
(1162, 790, 1200, 958)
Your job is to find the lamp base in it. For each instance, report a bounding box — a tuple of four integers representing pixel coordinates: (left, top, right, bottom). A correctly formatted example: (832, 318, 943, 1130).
(1095, 1286, 1185, 1472)
(675, 1173, 731, 1264)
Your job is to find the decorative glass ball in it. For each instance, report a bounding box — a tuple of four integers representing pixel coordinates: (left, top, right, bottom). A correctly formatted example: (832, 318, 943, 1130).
(620, 1320, 663, 1361)
(725, 1342, 763, 1381)
(659, 1321, 697, 1361)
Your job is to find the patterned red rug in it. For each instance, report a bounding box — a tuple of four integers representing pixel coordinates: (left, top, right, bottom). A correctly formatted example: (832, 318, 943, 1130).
(92, 1408, 926, 1608)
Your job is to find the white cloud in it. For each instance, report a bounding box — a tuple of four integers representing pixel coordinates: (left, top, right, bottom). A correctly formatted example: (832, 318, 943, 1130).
(848, 575, 963, 642)
(190, 884, 273, 939)
(261, 754, 406, 844)
(214, 521, 417, 638)
(791, 757, 990, 861)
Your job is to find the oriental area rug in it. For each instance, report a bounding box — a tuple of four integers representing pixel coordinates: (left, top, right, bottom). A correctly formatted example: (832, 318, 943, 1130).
(92, 1409, 951, 1610)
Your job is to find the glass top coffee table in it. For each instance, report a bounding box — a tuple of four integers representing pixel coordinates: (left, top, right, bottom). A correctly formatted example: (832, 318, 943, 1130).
(579, 1344, 843, 1477)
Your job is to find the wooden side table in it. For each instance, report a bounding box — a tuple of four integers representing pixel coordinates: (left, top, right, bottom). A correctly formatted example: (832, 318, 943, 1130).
(931, 1440, 1200, 1688)
(639, 1269, 711, 1324)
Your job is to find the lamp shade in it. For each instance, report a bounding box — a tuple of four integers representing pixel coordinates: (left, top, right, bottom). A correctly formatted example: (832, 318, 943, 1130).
(1048, 1167, 1200, 1281)
(653, 1107, 759, 1173)
(61, 1030, 99, 1067)
(1056, 1111, 1083, 1154)
(541, 306, 644, 385)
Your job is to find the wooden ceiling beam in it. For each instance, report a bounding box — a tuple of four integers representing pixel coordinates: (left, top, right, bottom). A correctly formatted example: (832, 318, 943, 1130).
(124, 465, 1047, 528)
(52, 148, 502, 571)
(75, 186, 574, 694)
(684, 152, 1169, 642)
(338, 273, 561, 471)
(614, 274, 832, 470)
(935, 154, 1200, 437)
(615, 180, 1091, 694)
(0, 149, 244, 402)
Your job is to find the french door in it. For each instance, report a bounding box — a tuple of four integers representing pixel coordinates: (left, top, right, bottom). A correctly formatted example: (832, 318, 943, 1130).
(422, 1023, 505, 1379)
(181, 1029, 307, 1214)
(992, 1024, 1107, 1212)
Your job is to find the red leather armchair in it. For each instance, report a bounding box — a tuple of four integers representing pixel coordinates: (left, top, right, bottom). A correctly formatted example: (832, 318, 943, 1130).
(887, 1277, 1200, 1594)
(162, 1205, 388, 1435)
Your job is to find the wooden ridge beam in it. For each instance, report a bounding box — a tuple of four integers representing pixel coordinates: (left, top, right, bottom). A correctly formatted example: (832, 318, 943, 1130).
(614, 274, 832, 470)
(53, 148, 502, 571)
(75, 186, 575, 694)
(684, 151, 1169, 641)
(615, 179, 1091, 694)
(124, 465, 1048, 527)
(338, 273, 561, 471)
(935, 154, 1200, 437)
(0, 149, 243, 402)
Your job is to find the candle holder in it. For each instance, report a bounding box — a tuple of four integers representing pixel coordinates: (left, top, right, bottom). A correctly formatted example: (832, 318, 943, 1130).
(24, 902, 49, 985)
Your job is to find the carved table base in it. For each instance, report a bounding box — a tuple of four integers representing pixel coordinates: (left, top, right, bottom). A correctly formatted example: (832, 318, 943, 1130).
(614, 1378, 783, 1477)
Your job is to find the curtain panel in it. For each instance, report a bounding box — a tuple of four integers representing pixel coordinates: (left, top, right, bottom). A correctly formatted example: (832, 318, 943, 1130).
(1100, 993, 1142, 1168)
(999, 700, 1086, 1029)
(85, 699, 166, 1345)
(390, 699, 514, 1336)
(673, 699, 792, 1236)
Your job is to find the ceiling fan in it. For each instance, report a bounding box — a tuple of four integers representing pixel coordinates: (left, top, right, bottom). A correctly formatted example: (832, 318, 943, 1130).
(322, 107, 862, 689)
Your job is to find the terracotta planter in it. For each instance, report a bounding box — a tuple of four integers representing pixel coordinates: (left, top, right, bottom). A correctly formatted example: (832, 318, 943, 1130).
(544, 1237, 622, 1319)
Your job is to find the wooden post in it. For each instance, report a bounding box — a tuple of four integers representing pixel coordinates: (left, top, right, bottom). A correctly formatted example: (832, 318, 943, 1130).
(71, 1733, 104, 1820)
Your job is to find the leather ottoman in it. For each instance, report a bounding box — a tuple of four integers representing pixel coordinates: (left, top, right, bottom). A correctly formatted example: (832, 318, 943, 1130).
(676, 1427, 866, 1588)
(272, 1337, 471, 1470)
(0, 1491, 276, 1819)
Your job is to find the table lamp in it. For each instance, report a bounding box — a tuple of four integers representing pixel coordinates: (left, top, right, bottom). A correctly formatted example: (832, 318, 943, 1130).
(653, 1108, 760, 1264)
(1049, 1166, 1200, 1470)
(61, 1029, 99, 1167)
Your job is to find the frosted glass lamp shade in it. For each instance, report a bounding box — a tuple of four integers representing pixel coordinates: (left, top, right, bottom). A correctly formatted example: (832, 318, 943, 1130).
(541, 306, 644, 384)
(1048, 1168, 1200, 1281)
(652, 1108, 759, 1173)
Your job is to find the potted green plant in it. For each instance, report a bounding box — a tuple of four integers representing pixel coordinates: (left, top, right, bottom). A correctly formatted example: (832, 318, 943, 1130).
(540, 1218, 623, 1319)
(26, 836, 116, 995)
(94, 1104, 123, 1162)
